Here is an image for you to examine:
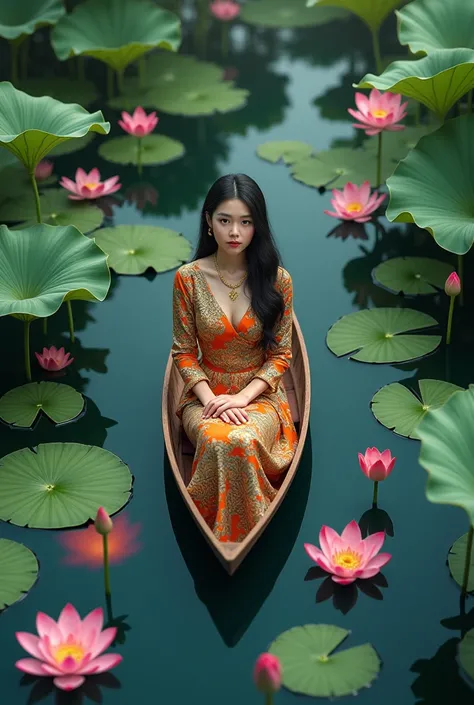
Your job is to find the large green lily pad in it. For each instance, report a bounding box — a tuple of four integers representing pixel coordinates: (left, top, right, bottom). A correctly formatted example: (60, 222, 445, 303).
(326, 308, 441, 363)
(448, 534, 474, 593)
(459, 628, 474, 680)
(306, 0, 403, 31)
(256, 141, 313, 164)
(356, 49, 474, 121)
(0, 539, 38, 611)
(269, 625, 380, 698)
(0, 0, 65, 41)
(19, 78, 99, 108)
(387, 115, 474, 255)
(0, 189, 103, 234)
(99, 134, 185, 167)
(0, 382, 84, 429)
(0, 443, 133, 529)
(417, 386, 474, 525)
(51, 0, 181, 73)
(397, 0, 474, 55)
(0, 224, 110, 321)
(373, 257, 454, 295)
(94, 225, 192, 275)
(371, 379, 463, 439)
(241, 0, 348, 28)
(0, 82, 109, 172)
(290, 148, 390, 189)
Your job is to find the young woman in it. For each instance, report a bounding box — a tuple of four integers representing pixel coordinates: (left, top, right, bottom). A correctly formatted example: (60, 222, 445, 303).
(171, 174, 298, 543)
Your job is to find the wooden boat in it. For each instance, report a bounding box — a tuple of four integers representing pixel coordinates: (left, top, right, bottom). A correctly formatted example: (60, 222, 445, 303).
(162, 314, 311, 575)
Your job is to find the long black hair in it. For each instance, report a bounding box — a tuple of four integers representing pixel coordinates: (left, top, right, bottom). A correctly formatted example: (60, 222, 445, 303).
(192, 174, 285, 350)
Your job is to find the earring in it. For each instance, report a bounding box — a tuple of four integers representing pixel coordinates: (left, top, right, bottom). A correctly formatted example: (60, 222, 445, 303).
(208, 227, 213, 237)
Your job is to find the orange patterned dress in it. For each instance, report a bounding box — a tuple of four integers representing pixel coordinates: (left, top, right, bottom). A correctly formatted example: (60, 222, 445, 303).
(171, 262, 298, 542)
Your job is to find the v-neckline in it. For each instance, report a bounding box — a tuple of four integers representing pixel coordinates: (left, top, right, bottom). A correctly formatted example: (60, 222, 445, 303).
(194, 264, 252, 334)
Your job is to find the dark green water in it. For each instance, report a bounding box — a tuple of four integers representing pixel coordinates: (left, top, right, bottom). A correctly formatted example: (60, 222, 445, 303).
(1, 4, 474, 704)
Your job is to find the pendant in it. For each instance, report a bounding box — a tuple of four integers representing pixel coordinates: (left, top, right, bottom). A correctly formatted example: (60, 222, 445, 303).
(229, 289, 239, 301)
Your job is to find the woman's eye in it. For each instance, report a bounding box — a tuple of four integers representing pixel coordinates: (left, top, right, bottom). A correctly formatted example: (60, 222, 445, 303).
(219, 219, 229, 224)
(243, 220, 252, 226)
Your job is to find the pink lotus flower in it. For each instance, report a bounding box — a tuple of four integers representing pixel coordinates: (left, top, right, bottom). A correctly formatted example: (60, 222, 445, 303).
(445, 272, 461, 297)
(15, 603, 122, 691)
(304, 520, 391, 585)
(210, 0, 240, 21)
(35, 160, 53, 182)
(348, 89, 408, 136)
(35, 346, 74, 371)
(94, 507, 113, 536)
(324, 181, 386, 223)
(60, 168, 121, 201)
(359, 447, 396, 482)
(118, 106, 158, 137)
(254, 653, 281, 694)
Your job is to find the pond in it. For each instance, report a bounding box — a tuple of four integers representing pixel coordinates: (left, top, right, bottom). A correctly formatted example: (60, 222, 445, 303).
(0, 1, 473, 704)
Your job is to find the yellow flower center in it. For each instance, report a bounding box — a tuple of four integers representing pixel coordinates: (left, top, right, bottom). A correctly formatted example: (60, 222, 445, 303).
(371, 109, 388, 118)
(346, 202, 363, 213)
(84, 181, 99, 190)
(332, 549, 362, 570)
(54, 643, 85, 664)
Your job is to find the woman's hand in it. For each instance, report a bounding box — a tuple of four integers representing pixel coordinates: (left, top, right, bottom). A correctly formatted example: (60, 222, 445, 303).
(202, 393, 250, 424)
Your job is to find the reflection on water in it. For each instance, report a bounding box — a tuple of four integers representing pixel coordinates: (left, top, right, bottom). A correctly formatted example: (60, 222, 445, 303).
(58, 513, 141, 568)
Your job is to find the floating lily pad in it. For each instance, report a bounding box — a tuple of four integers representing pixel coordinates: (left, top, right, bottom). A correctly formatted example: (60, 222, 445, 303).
(0, 443, 133, 529)
(0, 82, 109, 172)
(257, 141, 313, 164)
(326, 308, 441, 363)
(356, 49, 474, 121)
(397, 0, 474, 55)
(94, 225, 192, 275)
(459, 628, 474, 680)
(99, 134, 184, 167)
(290, 148, 389, 189)
(0, 382, 84, 429)
(371, 379, 463, 439)
(307, 0, 403, 31)
(0, 539, 38, 611)
(387, 115, 474, 255)
(418, 386, 474, 525)
(373, 257, 454, 295)
(448, 534, 474, 593)
(19, 78, 99, 108)
(0, 0, 65, 41)
(241, 0, 348, 28)
(51, 0, 181, 73)
(141, 81, 248, 117)
(269, 625, 380, 698)
(49, 132, 96, 157)
(0, 189, 103, 234)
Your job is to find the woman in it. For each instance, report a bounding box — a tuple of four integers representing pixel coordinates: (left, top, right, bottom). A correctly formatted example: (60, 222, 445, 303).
(171, 174, 298, 543)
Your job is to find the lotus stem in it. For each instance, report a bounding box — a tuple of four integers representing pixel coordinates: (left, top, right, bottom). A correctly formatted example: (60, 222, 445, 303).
(265, 695, 273, 705)
(66, 300, 75, 342)
(10, 40, 20, 84)
(446, 296, 455, 345)
(137, 137, 143, 176)
(42, 317, 48, 336)
(462, 526, 474, 595)
(372, 481, 379, 508)
(468, 90, 473, 114)
(371, 29, 382, 75)
(103, 534, 111, 596)
(29, 171, 42, 223)
(458, 254, 464, 306)
(376, 131, 382, 188)
(20, 36, 29, 80)
(105, 591, 113, 623)
(24, 321, 31, 381)
(107, 66, 114, 99)
(116, 69, 125, 95)
(138, 58, 146, 88)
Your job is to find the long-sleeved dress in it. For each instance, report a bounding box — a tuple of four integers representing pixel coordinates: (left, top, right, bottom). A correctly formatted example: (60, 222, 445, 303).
(171, 262, 298, 542)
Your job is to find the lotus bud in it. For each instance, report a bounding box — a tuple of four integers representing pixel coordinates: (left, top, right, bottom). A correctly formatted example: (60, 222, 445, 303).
(445, 272, 461, 297)
(254, 653, 282, 694)
(94, 507, 113, 535)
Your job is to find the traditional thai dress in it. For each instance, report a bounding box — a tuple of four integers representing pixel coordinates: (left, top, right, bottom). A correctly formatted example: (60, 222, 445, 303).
(171, 262, 298, 542)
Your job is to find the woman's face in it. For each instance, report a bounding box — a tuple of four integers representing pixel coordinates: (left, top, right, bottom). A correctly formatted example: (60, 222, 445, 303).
(206, 198, 255, 255)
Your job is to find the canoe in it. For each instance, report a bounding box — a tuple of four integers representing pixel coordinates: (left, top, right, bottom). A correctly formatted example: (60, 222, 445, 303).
(162, 314, 311, 575)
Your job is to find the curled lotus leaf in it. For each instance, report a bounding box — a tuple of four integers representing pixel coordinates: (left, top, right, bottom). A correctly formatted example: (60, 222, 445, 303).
(306, 0, 404, 32)
(241, 0, 348, 28)
(397, 0, 474, 55)
(0, 0, 65, 41)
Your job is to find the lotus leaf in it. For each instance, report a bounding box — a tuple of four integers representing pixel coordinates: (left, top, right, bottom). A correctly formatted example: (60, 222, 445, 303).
(356, 49, 474, 121)
(257, 141, 313, 164)
(373, 257, 454, 295)
(397, 0, 474, 55)
(290, 148, 391, 189)
(306, 0, 403, 31)
(0, 539, 38, 611)
(326, 308, 441, 363)
(241, 0, 348, 28)
(417, 386, 474, 526)
(51, 0, 181, 73)
(448, 534, 474, 593)
(99, 135, 185, 167)
(0, 0, 64, 41)
(386, 115, 474, 255)
(0, 382, 84, 429)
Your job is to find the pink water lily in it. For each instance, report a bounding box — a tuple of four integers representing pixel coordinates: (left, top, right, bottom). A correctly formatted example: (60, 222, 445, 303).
(35, 346, 74, 371)
(359, 447, 396, 481)
(445, 271, 461, 297)
(324, 181, 386, 223)
(15, 604, 122, 691)
(210, 0, 241, 21)
(348, 89, 408, 136)
(254, 653, 281, 695)
(304, 520, 391, 585)
(35, 160, 53, 182)
(118, 106, 158, 137)
(60, 168, 121, 201)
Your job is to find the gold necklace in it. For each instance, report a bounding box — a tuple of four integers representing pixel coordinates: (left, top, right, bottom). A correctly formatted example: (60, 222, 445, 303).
(213, 252, 247, 301)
